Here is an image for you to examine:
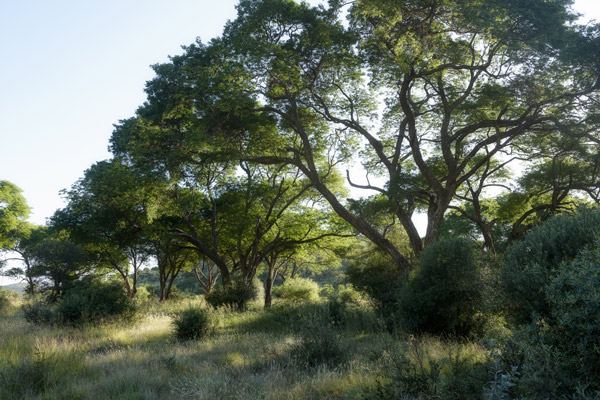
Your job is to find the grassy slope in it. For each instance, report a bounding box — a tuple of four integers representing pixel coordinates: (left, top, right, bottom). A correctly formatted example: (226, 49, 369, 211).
(0, 298, 489, 400)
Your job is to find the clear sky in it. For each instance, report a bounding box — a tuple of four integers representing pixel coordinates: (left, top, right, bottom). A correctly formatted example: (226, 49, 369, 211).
(0, 0, 599, 237)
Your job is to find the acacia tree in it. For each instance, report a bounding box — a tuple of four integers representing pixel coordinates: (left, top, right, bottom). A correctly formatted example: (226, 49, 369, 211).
(142, 0, 598, 272)
(110, 57, 352, 293)
(0, 180, 30, 249)
(29, 237, 90, 297)
(0, 181, 45, 293)
(53, 160, 156, 298)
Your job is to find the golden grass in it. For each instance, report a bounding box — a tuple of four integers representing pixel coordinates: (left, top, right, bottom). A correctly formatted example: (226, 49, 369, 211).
(0, 297, 490, 399)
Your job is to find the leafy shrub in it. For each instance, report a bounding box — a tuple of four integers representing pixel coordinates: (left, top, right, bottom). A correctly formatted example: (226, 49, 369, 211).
(205, 280, 259, 310)
(335, 284, 364, 305)
(292, 322, 349, 369)
(346, 249, 405, 330)
(134, 285, 151, 301)
(55, 277, 136, 324)
(0, 289, 16, 314)
(399, 238, 484, 335)
(498, 245, 600, 398)
(501, 208, 600, 325)
(22, 300, 55, 325)
(272, 277, 319, 304)
(319, 283, 335, 298)
(371, 337, 488, 400)
(172, 307, 213, 341)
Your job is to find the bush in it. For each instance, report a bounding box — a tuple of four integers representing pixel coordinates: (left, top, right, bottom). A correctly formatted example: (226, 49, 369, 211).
(399, 238, 484, 336)
(346, 249, 405, 330)
(134, 285, 151, 301)
(55, 277, 136, 324)
(501, 208, 600, 325)
(498, 244, 600, 398)
(172, 307, 213, 341)
(205, 280, 259, 310)
(291, 320, 349, 369)
(0, 289, 15, 314)
(335, 284, 365, 305)
(23, 300, 55, 325)
(319, 284, 335, 298)
(272, 277, 319, 304)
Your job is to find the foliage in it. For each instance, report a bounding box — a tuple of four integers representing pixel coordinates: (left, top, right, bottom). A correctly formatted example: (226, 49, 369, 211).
(496, 245, 600, 398)
(55, 277, 136, 325)
(0, 180, 30, 249)
(205, 280, 260, 310)
(291, 311, 349, 369)
(172, 307, 213, 341)
(370, 336, 488, 400)
(335, 284, 365, 305)
(398, 238, 485, 336)
(345, 247, 405, 330)
(272, 277, 319, 304)
(22, 300, 55, 325)
(501, 208, 600, 324)
(0, 289, 14, 315)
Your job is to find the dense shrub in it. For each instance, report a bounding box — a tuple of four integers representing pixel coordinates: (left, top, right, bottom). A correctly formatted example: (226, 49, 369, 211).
(272, 277, 319, 304)
(502, 208, 600, 325)
(399, 238, 484, 335)
(292, 321, 349, 369)
(55, 278, 136, 324)
(335, 284, 365, 305)
(498, 245, 600, 398)
(371, 337, 488, 400)
(134, 285, 151, 301)
(0, 289, 16, 314)
(319, 283, 335, 298)
(346, 249, 405, 330)
(172, 307, 213, 341)
(205, 280, 260, 310)
(22, 300, 55, 325)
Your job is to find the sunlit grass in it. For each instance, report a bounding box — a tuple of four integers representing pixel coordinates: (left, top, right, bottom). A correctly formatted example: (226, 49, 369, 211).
(0, 295, 491, 399)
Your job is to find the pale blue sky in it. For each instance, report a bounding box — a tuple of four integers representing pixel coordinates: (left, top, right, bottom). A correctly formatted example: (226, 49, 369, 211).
(1, 0, 599, 228)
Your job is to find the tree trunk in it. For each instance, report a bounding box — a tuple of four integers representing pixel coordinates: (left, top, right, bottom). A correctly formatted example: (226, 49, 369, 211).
(264, 258, 277, 308)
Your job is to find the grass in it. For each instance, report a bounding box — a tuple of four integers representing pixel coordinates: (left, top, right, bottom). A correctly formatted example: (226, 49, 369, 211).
(0, 296, 491, 399)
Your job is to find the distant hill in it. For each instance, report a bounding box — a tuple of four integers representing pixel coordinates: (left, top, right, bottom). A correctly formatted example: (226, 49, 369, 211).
(0, 282, 26, 294)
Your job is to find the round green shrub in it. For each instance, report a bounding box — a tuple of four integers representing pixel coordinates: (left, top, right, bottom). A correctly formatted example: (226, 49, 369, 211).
(319, 284, 335, 298)
(502, 208, 600, 325)
(335, 284, 364, 305)
(134, 285, 151, 301)
(172, 307, 213, 341)
(400, 237, 484, 335)
(272, 277, 319, 304)
(56, 277, 136, 324)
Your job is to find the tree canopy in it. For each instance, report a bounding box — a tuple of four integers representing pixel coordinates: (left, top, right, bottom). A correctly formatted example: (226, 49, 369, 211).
(106, 0, 599, 271)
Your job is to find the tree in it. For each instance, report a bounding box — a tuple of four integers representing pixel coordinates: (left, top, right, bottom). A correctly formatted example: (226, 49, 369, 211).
(0, 180, 30, 249)
(29, 237, 90, 297)
(137, 0, 599, 272)
(110, 72, 353, 296)
(0, 181, 43, 293)
(53, 160, 155, 298)
(1, 225, 48, 294)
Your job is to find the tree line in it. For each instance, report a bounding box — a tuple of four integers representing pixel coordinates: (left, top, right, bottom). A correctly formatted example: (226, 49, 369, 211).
(1, 0, 599, 305)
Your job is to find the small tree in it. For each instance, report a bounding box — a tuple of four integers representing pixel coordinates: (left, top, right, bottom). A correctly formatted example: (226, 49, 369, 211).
(29, 238, 89, 298)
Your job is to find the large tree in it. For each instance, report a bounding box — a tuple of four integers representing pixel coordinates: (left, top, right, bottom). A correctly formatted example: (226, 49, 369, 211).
(220, 0, 599, 268)
(113, 0, 599, 274)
